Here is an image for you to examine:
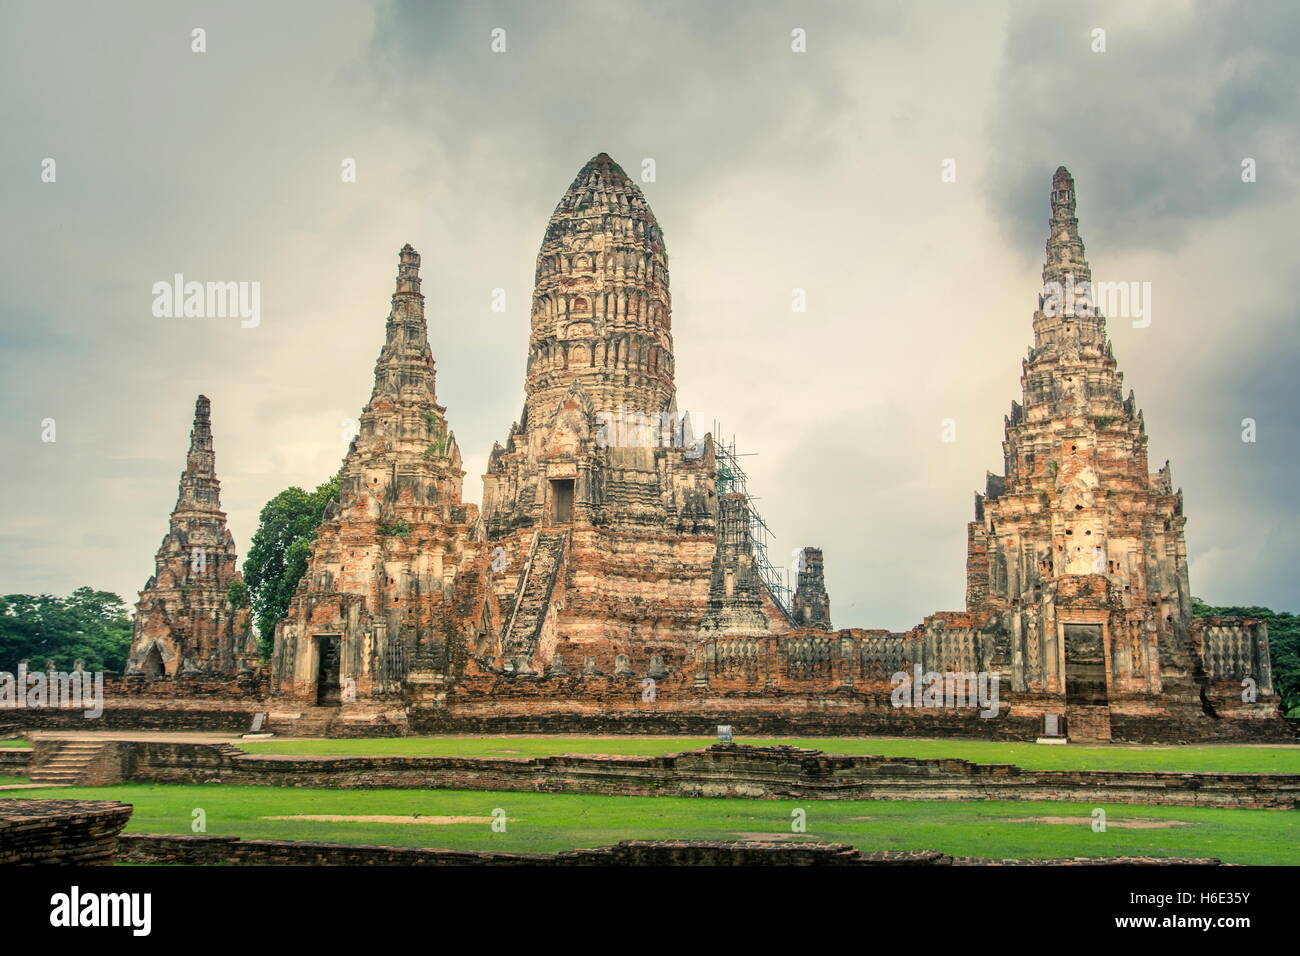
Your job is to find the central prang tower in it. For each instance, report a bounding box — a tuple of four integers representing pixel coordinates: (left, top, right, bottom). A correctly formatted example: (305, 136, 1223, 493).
(479, 153, 788, 678)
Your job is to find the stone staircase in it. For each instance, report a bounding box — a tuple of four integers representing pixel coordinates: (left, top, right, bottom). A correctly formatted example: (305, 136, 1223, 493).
(1066, 706, 1113, 742)
(268, 707, 340, 738)
(29, 741, 105, 786)
(502, 529, 570, 669)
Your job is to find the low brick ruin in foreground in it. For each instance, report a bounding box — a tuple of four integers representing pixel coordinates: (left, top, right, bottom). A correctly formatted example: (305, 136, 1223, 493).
(114, 834, 1228, 867)
(0, 799, 132, 865)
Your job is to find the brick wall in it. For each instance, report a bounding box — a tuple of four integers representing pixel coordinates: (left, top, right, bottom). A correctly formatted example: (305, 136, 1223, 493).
(113, 834, 1223, 867)
(105, 740, 1300, 809)
(0, 749, 29, 773)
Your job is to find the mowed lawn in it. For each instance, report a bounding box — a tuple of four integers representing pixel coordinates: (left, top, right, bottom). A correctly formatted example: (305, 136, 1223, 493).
(236, 735, 1300, 773)
(0, 776, 28, 786)
(7, 782, 1297, 864)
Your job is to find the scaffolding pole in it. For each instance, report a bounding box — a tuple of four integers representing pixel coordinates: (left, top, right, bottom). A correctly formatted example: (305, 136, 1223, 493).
(711, 423, 793, 617)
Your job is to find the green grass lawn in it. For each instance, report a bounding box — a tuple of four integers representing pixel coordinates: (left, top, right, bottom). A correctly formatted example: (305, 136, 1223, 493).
(7, 782, 1296, 864)
(236, 735, 1300, 773)
(0, 740, 29, 748)
(0, 776, 29, 786)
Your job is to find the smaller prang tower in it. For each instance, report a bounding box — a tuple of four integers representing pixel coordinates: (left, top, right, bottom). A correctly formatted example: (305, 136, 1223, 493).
(791, 547, 832, 630)
(127, 395, 252, 677)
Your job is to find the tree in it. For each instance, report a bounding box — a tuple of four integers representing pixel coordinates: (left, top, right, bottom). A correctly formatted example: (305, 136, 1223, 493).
(1191, 597, 1300, 716)
(0, 587, 133, 672)
(242, 474, 340, 659)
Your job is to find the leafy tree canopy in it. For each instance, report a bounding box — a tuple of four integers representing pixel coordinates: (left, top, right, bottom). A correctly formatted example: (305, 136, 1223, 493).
(0, 587, 133, 672)
(242, 474, 340, 659)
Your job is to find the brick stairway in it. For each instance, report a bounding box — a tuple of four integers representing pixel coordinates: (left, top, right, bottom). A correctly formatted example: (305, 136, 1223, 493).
(29, 741, 104, 785)
(268, 707, 339, 738)
(501, 530, 569, 669)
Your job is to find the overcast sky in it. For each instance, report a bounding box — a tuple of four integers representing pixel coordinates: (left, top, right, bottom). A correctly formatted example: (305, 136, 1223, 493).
(2, 0, 1297, 630)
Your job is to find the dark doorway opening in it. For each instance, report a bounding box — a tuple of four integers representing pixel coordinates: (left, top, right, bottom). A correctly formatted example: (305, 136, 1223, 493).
(316, 635, 341, 706)
(1063, 623, 1108, 706)
(550, 478, 575, 524)
(141, 644, 164, 679)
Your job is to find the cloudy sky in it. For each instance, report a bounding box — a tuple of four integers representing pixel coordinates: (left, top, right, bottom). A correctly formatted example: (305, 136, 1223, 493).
(2, 0, 1297, 630)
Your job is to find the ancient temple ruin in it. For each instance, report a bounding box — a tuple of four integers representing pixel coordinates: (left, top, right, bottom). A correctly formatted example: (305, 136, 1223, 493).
(126, 395, 252, 678)
(125, 156, 1283, 742)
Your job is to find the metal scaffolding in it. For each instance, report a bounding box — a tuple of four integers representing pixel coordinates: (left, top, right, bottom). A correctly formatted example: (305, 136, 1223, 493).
(712, 425, 794, 618)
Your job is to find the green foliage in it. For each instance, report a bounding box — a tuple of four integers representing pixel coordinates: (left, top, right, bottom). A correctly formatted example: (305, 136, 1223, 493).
(378, 519, 410, 538)
(1192, 597, 1300, 715)
(243, 474, 341, 659)
(227, 578, 249, 610)
(0, 587, 132, 672)
(422, 411, 447, 458)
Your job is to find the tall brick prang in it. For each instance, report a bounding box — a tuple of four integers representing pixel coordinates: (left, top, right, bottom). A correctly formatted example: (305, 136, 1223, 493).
(478, 153, 789, 679)
(270, 245, 489, 707)
(962, 167, 1275, 736)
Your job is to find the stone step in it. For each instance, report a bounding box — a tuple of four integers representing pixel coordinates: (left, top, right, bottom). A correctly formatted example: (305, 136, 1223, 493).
(30, 742, 105, 785)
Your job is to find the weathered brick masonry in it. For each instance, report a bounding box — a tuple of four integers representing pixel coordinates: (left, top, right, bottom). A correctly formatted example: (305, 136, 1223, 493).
(0, 799, 132, 865)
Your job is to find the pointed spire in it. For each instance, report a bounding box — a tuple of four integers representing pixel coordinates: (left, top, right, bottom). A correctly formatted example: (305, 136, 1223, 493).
(371, 244, 437, 403)
(187, 395, 214, 471)
(175, 394, 221, 513)
(1042, 165, 1091, 287)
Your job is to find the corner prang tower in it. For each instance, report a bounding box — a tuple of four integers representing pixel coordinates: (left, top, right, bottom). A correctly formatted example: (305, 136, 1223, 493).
(965, 168, 1206, 735)
(128, 395, 252, 677)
